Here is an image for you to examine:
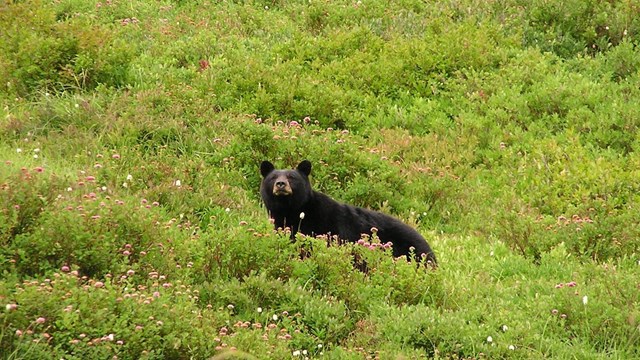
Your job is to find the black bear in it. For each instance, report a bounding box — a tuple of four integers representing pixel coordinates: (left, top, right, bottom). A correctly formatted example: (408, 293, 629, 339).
(260, 160, 436, 264)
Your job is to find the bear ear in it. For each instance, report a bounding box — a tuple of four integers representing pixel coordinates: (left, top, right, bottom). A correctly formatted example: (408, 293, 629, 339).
(260, 161, 275, 177)
(297, 160, 312, 176)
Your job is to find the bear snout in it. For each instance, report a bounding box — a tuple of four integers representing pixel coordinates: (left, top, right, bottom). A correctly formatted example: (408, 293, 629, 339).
(272, 176, 293, 196)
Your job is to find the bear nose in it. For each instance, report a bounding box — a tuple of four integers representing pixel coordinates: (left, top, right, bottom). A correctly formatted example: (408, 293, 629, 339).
(275, 181, 286, 188)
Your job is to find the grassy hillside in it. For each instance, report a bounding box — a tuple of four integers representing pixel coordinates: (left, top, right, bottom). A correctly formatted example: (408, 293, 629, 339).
(1, 0, 640, 358)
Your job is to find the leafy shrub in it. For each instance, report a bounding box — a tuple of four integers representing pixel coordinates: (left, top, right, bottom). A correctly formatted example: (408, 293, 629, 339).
(0, 2, 133, 97)
(2, 0, 640, 358)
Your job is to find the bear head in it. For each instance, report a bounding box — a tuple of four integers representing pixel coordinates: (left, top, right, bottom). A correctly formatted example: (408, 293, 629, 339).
(260, 160, 313, 212)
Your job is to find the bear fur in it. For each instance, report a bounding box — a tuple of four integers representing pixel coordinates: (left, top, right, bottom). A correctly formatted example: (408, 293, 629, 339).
(260, 160, 436, 264)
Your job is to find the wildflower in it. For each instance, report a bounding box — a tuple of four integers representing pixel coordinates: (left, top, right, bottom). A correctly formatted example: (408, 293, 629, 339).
(566, 281, 577, 287)
(112, 154, 120, 159)
(16, 148, 22, 153)
(86, 176, 96, 182)
(6, 304, 18, 311)
(61, 265, 70, 272)
(33, 166, 44, 173)
(227, 304, 234, 310)
(299, 212, 305, 219)
(257, 307, 263, 313)
(36, 317, 46, 324)
(509, 345, 516, 350)
(582, 295, 588, 305)
(292, 350, 301, 356)
(126, 174, 133, 181)
(16, 330, 23, 336)
(174, 180, 181, 187)
(272, 314, 278, 321)
(127, 269, 135, 276)
(94, 281, 105, 288)
(501, 325, 508, 332)
(94, 164, 102, 169)
(486, 336, 493, 343)
(122, 250, 131, 256)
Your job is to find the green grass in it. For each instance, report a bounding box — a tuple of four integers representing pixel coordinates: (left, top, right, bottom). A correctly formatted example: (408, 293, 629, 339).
(1, 0, 640, 358)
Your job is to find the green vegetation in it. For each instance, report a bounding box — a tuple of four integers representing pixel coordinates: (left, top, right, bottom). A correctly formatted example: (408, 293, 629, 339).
(1, 0, 640, 358)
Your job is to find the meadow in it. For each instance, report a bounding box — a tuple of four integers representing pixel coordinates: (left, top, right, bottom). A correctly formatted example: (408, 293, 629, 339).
(1, 0, 640, 358)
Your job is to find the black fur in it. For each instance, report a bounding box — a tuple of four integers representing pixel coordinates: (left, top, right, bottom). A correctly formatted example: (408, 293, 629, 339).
(260, 160, 436, 264)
